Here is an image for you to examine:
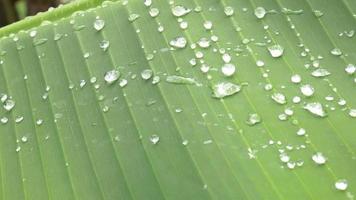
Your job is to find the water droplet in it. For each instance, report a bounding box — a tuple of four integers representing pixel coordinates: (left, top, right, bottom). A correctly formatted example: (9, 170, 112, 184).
(144, 0, 152, 7)
(304, 102, 327, 117)
(212, 82, 241, 99)
(141, 69, 153, 80)
(203, 21, 213, 30)
(271, 93, 287, 104)
(172, 5, 191, 17)
(291, 74, 302, 83)
(94, 19, 105, 31)
(246, 113, 261, 126)
(152, 76, 160, 84)
(330, 48, 342, 56)
(100, 40, 110, 51)
(166, 75, 197, 85)
(297, 128, 306, 136)
(313, 10, 324, 18)
(312, 152, 327, 165)
(15, 116, 24, 123)
(280, 153, 290, 163)
(29, 30, 37, 37)
(79, 80, 86, 88)
(149, 134, 160, 144)
(335, 179, 348, 191)
(119, 79, 128, 87)
(349, 109, 356, 118)
(149, 8, 160, 17)
(0, 117, 8, 124)
(281, 8, 303, 15)
(300, 84, 314, 97)
(345, 64, 355, 75)
(221, 63, 236, 77)
(222, 53, 231, 63)
(170, 36, 187, 49)
(287, 161, 296, 169)
(36, 119, 43, 125)
(256, 60, 265, 67)
(268, 45, 284, 58)
(3, 99, 15, 111)
(104, 69, 120, 84)
(21, 136, 28, 143)
(224, 6, 234, 16)
(254, 7, 266, 19)
(128, 13, 140, 22)
(311, 68, 331, 77)
(197, 37, 210, 48)
(182, 140, 189, 146)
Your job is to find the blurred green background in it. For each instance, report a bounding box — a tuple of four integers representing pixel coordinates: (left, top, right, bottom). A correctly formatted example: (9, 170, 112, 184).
(0, 0, 71, 27)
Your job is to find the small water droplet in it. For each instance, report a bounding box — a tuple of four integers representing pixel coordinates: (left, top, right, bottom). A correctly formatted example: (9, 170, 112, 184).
(221, 63, 236, 77)
(313, 10, 324, 18)
(345, 64, 356, 75)
(256, 60, 265, 67)
(224, 6, 234, 16)
(21, 136, 28, 143)
(246, 113, 261, 126)
(268, 45, 284, 58)
(271, 92, 287, 104)
(182, 140, 189, 146)
(3, 99, 15, 111)
(291, 74, 302, 83)
(166, 75, 197, 85)
(280, 153, 290, 163)
(144, 0, 152, 7)
(312, 152, 327, 165)
(297, 128, 306, 136)
(94, 19, 105, 31)
(104, 69, 120, 84)
(149, 134, 160, 144)
(0, 117, 8, 124)
(349, 109, 356, 118)
(330, 48, 342, 56)
(335, 179, 348, 191)
(197, 37, 210, 48)
(254, 7, 266, 19)
(119, 79, 128, 87)
(281, 8, 303, 15)
(212, 82, 241, 99)
(128, 13, 140, 22)
(100, 40, 110, 51)
(170, 36, 187, 49)
(141, 69, 153, 80)
(203, 21, 213, 30)
(300, 84, 314, 97)
(149, 8, 160, 17)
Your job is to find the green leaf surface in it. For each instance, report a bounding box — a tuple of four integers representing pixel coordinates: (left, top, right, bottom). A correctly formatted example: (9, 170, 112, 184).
(0, 0, 355, 199)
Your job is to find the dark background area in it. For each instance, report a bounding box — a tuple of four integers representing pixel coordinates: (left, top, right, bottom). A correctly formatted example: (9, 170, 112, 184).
(0, 0, 69, 27)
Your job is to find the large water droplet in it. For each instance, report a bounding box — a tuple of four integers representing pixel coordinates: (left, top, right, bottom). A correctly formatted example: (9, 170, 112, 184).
(212, 82, 241, 99)
(104, 69, 120, 84)
(304, 102, 327, 117)
(268, 45, 284, 58)
(254, 7, 266, 19)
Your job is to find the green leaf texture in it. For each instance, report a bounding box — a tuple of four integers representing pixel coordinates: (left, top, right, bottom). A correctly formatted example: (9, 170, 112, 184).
(0, 0, 355, 199)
